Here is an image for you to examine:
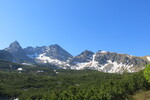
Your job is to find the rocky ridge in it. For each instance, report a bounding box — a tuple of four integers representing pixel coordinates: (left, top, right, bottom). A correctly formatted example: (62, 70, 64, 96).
(2, 41, 149, 73)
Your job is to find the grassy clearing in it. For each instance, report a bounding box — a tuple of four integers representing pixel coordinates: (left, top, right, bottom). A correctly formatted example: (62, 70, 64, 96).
(129, 90, 150, 100)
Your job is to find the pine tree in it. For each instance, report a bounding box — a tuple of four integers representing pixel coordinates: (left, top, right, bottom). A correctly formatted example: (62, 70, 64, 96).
(144, 64, 150, 82)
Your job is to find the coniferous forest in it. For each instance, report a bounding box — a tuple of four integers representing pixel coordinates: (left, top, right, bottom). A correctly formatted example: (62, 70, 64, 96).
(0, 60, 150, 100)
(1, 0, 150, 99)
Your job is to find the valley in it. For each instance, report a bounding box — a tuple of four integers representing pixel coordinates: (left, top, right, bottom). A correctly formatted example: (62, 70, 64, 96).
(0, 41, 150, 100)
(0, 63, 149, 100)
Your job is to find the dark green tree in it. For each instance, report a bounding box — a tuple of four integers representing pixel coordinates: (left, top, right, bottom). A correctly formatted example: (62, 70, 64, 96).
(144, 64, 150, 82)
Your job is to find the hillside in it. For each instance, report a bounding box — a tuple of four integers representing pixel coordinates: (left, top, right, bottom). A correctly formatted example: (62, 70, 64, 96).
(0, 65, 149, 100)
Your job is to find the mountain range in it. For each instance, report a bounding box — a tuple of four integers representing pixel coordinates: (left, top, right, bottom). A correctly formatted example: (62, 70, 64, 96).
(1, 41, 150, 73)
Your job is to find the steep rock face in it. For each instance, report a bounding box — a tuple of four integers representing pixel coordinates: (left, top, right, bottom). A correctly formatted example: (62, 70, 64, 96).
(45, 44, 73, 61)
(0, 50, 13, 61)
(5, 41, 35, 63)
(70, 50, 94, 64)
(24, 44, 73, 66)
(2, 41, 149, 73)
(95, 51, 147, 67)
(5, 41, 22, 54)
(69, 51, 147, 73)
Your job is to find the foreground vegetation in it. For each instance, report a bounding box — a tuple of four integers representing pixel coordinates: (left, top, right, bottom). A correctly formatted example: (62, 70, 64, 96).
(129, 90, 150, 100)
(0, 60, 150, 100)
(0, 70, 149, 100)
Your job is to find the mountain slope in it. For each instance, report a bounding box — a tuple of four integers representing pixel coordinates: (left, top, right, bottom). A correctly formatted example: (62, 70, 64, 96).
(69, 50, 147, 73)
(141, 55, 150, 62)
(24, 44, 73, 67)
(69, 50, 94, 64)
(2, 41, 149, 73)
(0, 50, 13, 61)
(5, 41, 35, 63)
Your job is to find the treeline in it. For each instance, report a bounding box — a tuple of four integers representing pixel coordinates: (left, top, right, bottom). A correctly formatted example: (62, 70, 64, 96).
(20, 71, 148, 100)
(0, 68, 149, 100)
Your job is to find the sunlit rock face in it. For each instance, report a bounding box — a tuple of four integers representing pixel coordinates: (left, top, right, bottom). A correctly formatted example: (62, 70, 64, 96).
(3, 41, 148, 73)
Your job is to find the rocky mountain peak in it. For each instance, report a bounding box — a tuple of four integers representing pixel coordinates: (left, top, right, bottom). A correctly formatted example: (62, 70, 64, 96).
(10, 41, 21, 48)
(5, 41, 35, 63)
(49, 44, 60, 48)
(48, 44, 67, 54)
(24, 44, 73, 62)
(80, 50, 94, 56)
(70, 50, 94, 64)
(44, 44, 73, 61)
(5, 41, 22, 53)
(2, 41, 149, 73)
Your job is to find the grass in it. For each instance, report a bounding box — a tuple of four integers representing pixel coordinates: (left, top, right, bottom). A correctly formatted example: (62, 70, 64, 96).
(129, 90, 150, 100)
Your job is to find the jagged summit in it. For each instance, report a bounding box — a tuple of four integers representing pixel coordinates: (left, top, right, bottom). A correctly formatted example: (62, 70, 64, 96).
(5, 41, 35, 63)
(49, 44, 61, 48)
(1, 41, 149, 73)
(80, 50, 94, 56)
(69, 50, 94, 64)
(24, 44, 73, 62)
(5, 41, 22, 53)
(12, 41, 20, 45)
(10, 41, 21, 48)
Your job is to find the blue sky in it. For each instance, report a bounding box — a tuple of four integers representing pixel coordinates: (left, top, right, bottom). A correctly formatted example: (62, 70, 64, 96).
(0, 0, 150, 56)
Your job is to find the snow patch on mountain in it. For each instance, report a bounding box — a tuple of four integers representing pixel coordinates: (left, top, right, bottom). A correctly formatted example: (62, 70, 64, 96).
(147, 56, 150, 61)
(71, 62, 89, 70)
(4, 41, 148, 73)
(22, 63, 31, 66)
(100, 51, 107, 53)
(90, 54, 100, 67)
(70, 55, 135, 73)
(127, 55, 133, 59)
(17, 68, 22, 71)
(70, 54, 100, 70)
(36, 53, 69, 67)
(98, 60, 134, 73)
